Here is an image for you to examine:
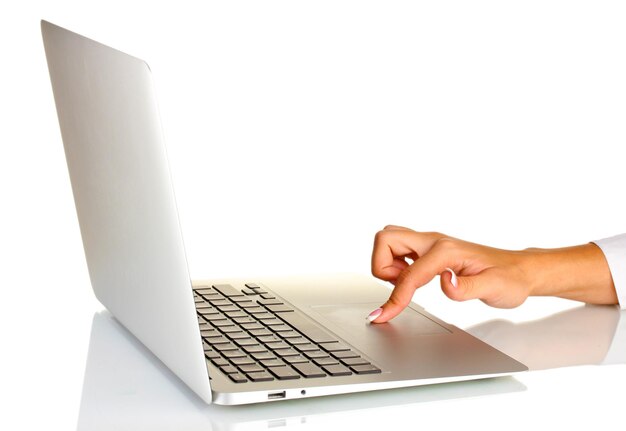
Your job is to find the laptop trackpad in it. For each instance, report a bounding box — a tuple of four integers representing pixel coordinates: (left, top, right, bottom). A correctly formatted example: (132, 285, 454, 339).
(311, 303, 450, 344)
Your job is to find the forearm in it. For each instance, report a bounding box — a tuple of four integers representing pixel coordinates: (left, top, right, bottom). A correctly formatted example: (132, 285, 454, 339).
(525, 244, 618, 305)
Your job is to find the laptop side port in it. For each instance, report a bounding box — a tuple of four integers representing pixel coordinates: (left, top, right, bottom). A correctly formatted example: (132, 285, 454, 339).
(268, 391, 286, 400)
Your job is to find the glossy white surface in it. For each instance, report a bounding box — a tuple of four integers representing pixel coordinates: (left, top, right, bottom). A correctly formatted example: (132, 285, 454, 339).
(76, 301, 626, 430)
(3, 1, 626, 429)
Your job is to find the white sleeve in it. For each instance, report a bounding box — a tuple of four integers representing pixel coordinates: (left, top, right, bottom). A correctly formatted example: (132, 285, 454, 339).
(592, 234, 626, 310)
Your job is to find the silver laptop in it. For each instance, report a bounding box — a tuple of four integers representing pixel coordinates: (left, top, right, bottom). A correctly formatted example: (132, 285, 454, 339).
(41, 20, 527, 405)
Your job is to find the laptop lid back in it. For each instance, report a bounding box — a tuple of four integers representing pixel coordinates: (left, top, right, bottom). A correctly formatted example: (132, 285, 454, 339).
(41, 20, 211, 403)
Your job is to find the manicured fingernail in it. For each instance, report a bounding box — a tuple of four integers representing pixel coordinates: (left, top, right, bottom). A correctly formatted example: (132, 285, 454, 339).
(366, 308, 383, 323)
(445, 268, 458, 288)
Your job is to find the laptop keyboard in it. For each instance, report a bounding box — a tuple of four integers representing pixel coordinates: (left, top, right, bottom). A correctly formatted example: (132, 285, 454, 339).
(194, 283, 381, 384)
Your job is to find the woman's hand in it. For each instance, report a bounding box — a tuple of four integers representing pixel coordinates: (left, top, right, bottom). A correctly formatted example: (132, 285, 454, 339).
(368, 225, 617, 323)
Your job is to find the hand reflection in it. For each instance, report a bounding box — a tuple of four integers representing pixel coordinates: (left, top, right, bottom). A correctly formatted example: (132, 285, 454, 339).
(466, 305, 622, 370)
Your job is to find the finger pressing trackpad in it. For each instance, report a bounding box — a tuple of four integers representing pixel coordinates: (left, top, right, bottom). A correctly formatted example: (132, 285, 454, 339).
(310, 302, 450, 347)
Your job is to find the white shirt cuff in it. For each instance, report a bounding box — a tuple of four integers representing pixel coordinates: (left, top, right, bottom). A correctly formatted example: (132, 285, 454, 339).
(592, 234, 626, 310)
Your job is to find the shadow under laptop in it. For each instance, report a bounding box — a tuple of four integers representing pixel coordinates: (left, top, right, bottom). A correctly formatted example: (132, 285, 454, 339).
(76, 304, 626, 430)
(76, 311, 525, 431)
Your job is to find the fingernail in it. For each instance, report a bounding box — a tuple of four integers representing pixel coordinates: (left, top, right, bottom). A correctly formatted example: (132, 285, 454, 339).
(445, 268, 458, 288)
(366, 308, 383, 323)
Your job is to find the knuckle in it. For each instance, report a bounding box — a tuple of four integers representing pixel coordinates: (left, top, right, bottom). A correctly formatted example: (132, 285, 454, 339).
(374, 229, 388, 243)
(433, 237, 458, 253)
(371, 266, 385, 278)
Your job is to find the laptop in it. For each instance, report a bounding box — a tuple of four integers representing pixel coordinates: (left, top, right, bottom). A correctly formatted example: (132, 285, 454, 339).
(41, 20, 527, 405)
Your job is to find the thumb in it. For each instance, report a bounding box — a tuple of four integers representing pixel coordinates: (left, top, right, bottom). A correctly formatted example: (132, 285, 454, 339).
(440, 268, 501, 304)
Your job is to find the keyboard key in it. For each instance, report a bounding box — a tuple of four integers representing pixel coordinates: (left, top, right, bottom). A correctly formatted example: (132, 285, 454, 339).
(212, 357, 229, 367)
(198, 308, 221, 317)
(228, 373, 248, 383)
(257, 298, 283, 306)
(292, 362, 326, 378)
(233, 316, 257, 324)
(341, 357, 371, 366)
(241, 323, 264, 331)
(273, 348, 299, 357)
(225, 331, 251, 340)
(321, 342, 351, 352)
(202, 340, 214, 351)
(220, 326, 244, 334)
(269, 324, 293, 332)
(242, 345, 267, 354)
(253, 313, 275, 320)
(200, 328, 219, 338)
(304, 350, 330, 360)
(269, 366, 301, 380)
(199, 324, 213, 334)
(204, 350, 220, 360)
(242, 287, 260, 295)
(260, 294, 276, 299)
(217, 305, 241, 313)
(213, 342, 238, 351)
(225, 311, 249, 319)
(278, 312, 337, 343)
(230, 356, 256, 366)
(260, 359, 285, 367)
(257, 334, 283, 343)
(283, 355, 309, 364)
(249, 328, 273, 337)
(205, 335, 230, 345)
(285, 337, 310, 345)
(222, 349, 246, 359)
(246, 371, 274, 382)
(212, 284, 245, 297)
(265, 341, 290, 350)
(203, 313, 227, 321)
(209, 299, 232, 307)
(294, 343, 319, 352)
(230, 296, 253, 304)
(239, 363, 265, 373)
(238, 302, 260, 309)
(245, 307, 266, 314)
(277, 331, 301, 339)
(220, 365, 239, 374)
(313, 357, 340, 366)
(350, 364, 381, 375)
(260, 318, 285, 326)
(212, 319, 235, 327)
(265, 304, 294, 313)
(235, 338, 260, 347)
(323, 364, 352, 376)
(193, 287, 213, 295)
(251, 351, 277, 361)
(332, 350, 359, 359)
(245, 283, 261, 289)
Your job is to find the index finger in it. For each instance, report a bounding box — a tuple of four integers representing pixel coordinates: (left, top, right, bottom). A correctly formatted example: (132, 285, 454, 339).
(373, 245, 453, 323)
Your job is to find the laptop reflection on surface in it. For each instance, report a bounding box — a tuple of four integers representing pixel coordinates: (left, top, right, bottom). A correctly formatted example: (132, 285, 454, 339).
(42, 20, 527, 405)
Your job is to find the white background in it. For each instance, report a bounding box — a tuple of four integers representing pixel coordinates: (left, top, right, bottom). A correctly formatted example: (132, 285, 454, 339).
(1, 1, 625, 429)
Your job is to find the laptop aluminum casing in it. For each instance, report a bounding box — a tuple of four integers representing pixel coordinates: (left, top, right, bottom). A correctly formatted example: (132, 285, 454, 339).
(41, 20, 527, 405)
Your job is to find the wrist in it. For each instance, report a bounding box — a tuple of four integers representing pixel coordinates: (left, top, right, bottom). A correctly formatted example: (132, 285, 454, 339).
(523, 244, 617, 305)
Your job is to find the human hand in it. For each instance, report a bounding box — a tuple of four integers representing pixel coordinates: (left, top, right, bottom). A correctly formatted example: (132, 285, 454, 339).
(368, 225, 616, 323)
